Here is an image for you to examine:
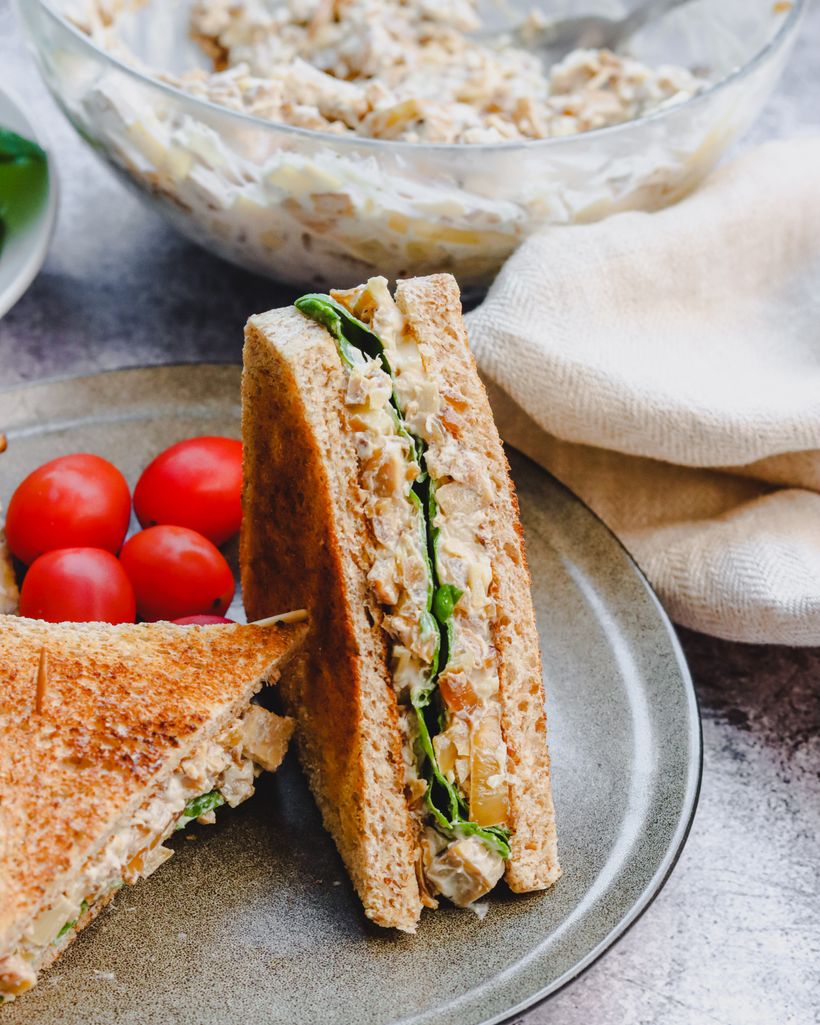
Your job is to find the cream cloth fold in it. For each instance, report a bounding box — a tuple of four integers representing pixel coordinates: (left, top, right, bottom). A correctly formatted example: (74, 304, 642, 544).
(466, 138, 820, 645)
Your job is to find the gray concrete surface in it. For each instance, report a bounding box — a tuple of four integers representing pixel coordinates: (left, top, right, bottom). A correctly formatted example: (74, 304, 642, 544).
(1, 2, 819, 1023)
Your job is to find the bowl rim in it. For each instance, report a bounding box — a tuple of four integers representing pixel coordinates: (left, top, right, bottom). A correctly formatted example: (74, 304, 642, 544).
(28, 0, 805, 154)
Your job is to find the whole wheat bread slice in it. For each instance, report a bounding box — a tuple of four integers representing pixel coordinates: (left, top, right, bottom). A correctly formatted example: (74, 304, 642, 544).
(241, 309, 423, 933)
(0, 615, 306, 962)
(395, 275, 560, 891)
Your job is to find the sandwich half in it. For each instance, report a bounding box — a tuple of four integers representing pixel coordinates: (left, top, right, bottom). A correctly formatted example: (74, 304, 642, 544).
(242, 273, 559, 933)
(0, 505, 18, 614)
(0, 613, 306, 1001)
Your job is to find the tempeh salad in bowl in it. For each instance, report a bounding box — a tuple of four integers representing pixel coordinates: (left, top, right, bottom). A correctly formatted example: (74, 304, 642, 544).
(17, 0, 804, 288)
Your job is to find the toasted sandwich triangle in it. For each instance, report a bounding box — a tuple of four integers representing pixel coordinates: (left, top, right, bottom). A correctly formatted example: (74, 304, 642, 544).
(241, 272, 559, 932)
(0, 614, 306, 987)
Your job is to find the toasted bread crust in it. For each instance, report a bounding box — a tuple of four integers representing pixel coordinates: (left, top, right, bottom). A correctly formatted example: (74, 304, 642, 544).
(394, 275, 559, 891)
(241, 309, 423, 933)
(0, 616, 306, 952)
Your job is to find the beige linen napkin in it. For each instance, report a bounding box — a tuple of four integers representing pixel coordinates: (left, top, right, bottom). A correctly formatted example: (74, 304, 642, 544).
(467, 137, 820, 645)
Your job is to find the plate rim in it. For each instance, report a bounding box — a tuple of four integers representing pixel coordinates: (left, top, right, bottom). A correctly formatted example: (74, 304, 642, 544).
(494, 459, 703, 1023)
(0, 362, 703, 1023)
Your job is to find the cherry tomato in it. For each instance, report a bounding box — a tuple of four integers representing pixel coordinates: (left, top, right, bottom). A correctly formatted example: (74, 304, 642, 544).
(133, 437, 242, 547)
(173, 615, 235, 625)
(19, 548, 136, 624)
(6, 453, 131, 565)
(119, 525, 235, 622)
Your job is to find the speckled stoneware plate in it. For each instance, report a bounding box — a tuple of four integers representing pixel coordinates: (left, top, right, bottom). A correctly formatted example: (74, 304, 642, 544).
(0, 365, 701, 1025)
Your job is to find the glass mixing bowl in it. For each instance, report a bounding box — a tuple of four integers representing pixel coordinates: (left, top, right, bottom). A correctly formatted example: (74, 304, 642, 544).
(17, 0, 804, 290)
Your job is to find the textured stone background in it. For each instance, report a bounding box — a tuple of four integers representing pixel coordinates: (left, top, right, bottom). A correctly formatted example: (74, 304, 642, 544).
(1, 2, 819, 1023)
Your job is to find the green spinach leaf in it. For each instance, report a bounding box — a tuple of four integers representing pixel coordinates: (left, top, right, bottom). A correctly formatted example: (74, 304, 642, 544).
(175, 789, 225, 830)
(55, 899, 89, 942)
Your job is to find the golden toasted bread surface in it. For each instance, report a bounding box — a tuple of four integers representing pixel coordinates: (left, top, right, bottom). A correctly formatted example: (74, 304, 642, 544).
(0, 616, 305, 948)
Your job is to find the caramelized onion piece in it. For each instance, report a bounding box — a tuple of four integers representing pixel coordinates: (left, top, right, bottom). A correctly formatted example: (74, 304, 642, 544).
(468, 708, 509, 828)
(438, 669, 481, 714)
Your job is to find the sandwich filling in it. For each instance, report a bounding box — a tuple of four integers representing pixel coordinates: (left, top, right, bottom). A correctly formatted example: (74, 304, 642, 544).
(0, 705, 290, 1000)
(296, 278, 510, 909)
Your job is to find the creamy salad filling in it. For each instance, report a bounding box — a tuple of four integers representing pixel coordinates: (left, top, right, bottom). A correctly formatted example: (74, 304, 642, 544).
(188, 0, 702, 144)
(70, 0, 707, 144)
(297, 278, 509, 908)
(0, 705, 288, 1000)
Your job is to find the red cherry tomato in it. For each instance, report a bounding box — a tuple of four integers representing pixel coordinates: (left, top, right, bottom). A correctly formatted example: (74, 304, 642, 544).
(6, 453, 131, 565)
(173, 615, 235, 625)
(133, 437, 242, 547)
(19, 548, 136, 624)
(119, 525, 235, 622)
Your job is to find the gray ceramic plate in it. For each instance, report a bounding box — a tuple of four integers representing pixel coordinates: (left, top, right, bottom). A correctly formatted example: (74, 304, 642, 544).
(0, 365, 701, 1025)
